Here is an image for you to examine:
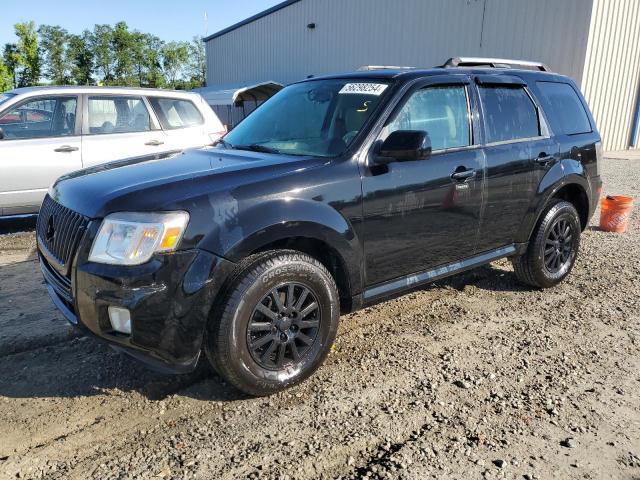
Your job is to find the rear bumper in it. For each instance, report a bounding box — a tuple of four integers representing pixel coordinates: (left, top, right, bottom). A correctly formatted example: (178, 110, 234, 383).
(41, 237, 236, 374)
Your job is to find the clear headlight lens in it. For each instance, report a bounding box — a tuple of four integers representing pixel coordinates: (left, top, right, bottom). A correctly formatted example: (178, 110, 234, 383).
(89, 211, 189, 265)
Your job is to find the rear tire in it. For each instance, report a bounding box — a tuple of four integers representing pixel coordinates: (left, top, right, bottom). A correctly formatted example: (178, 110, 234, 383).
(205, 250, 340, 396)
(512, 200, 581, 288)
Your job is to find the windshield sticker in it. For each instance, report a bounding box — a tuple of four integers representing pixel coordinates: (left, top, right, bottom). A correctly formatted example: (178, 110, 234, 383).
(339, 83, 388, 95)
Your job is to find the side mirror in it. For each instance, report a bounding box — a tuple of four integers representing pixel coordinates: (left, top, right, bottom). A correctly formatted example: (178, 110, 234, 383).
(0, 127, 4, 140)
(374, 130, 432, 164)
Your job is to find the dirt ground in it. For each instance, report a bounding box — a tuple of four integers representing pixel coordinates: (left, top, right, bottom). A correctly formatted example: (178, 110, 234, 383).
(0, 155, 638, 480)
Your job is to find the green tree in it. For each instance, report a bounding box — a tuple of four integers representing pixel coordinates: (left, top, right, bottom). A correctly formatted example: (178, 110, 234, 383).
(91, 24, 114, 84)
(187, 36, 206, 88)
(130, 31, 164, 87)
(161, 41, 189, 89)
(67, 30, 94, 85)
(111, 21, 135, 85)
(0, 58, 12, 92)
(3, 44, 20, 88)
(14, 22, 41, 87)
(38, 25, 71, 84)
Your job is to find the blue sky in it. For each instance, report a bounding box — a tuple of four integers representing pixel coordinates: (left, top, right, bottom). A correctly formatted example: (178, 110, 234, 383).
(0, 0, 282, 46)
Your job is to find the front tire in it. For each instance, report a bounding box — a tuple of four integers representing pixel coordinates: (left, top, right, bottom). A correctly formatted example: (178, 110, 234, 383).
(512, 200, 581, 288)
(205, 250, 340, 396)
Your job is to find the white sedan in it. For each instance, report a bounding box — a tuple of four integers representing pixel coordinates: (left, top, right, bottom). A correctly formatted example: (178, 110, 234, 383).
(0, 86, 226, 217)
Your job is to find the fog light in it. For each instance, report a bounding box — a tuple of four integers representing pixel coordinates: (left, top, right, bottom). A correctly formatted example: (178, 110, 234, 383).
(108, 306, 132, 334)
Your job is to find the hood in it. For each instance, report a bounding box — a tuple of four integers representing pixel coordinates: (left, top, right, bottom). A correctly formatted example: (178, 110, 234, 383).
(50, 147, 321, 218)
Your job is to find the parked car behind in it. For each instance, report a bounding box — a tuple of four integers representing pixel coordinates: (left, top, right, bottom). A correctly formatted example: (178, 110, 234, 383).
(0, 87, 225, 217)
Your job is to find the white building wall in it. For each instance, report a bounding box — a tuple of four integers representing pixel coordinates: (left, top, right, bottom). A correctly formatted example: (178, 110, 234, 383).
(206, 0, 593, 86)
(206, 0, 640, 149)
(581, 0, 640, 150)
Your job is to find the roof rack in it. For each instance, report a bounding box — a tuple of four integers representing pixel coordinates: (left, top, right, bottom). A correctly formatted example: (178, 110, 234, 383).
(442, 57, 549, 72)
(357, 65, 416, 71)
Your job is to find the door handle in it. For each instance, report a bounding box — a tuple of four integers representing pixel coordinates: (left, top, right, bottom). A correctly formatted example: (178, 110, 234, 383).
(145, 139, 164, 146)
(54, 145, 79, 153)
(535, 154, 554, 165)
(451, 169, 476, 181)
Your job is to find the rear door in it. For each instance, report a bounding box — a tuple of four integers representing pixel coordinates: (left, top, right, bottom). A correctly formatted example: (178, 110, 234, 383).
(532, 80, 599, 177)
(147, 95, 221, 151)
(81, 95, 168, 167)
(473, 75, 558, 252)
(0, 95, 81, 215)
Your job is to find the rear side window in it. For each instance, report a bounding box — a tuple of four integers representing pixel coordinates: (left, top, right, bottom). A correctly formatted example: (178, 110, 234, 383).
(479, 86, 540, 143)
(536, 81, 591, 135)
(149, 97, 204, 129)
(88, 96, 151, 134)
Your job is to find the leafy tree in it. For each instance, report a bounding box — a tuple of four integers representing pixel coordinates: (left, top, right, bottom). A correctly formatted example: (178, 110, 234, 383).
(0, 58, 12, 92)
(67, 30, 94, 85)
(38, 25, 71, 84)
(161, 41, 189, 89)
(187, 36, 206, 88)
(131, 31, 164, 88)
(14, 22, 41, 87)
(3, 44, 20, 88)
(91, 24, 114, 84)
(111, 21, 135, 85)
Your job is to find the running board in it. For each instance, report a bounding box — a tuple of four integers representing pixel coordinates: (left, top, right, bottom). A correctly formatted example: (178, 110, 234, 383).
(363, 244, 518, 302)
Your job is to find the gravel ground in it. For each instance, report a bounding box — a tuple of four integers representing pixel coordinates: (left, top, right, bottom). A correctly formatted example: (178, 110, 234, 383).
(0, 155, 638, 480)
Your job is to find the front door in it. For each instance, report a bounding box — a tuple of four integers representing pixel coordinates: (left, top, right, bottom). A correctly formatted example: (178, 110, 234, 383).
(361, 77, 484, 286)
(0, 95, 81, 215)
(81, 95, 169, 168)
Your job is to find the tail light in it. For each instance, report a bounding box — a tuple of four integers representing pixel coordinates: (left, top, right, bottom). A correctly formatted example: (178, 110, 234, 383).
(595, 141, 603, 176)
(208, 125, 228, 145)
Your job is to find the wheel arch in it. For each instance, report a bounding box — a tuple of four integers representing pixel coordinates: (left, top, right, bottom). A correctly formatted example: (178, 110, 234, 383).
(199, 197, 362, 312)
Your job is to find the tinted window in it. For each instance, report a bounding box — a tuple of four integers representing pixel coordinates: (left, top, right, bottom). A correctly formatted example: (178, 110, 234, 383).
(88, 96, 151, 134)
(224, 79, 389, 157)
(536, 81, 591, 135)
(149, 97, 204, 129)
(0, 96, 77, 140)
(479, 86, 539, 143)
(386, 85, 470, 150)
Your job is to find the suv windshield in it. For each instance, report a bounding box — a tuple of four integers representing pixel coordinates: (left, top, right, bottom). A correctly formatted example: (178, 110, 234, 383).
(223, 79, 391, 157)
(0, 93, 16, 107)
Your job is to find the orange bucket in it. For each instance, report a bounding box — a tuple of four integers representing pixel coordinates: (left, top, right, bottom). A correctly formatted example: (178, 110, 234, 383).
(599, 195, 634, 233)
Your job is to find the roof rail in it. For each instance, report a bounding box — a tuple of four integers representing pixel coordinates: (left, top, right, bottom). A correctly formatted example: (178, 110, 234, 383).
(357, 65, 416, 71)
(442, 57, 549, 72)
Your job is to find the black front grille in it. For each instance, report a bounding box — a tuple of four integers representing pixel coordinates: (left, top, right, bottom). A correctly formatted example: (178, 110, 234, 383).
(40, 255, 73, 305)
(36, 195, 88, 269)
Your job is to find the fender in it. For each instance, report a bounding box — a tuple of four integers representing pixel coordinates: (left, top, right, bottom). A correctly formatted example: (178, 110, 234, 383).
(515, 158, 591, 242)
(198, 195, 363, 295)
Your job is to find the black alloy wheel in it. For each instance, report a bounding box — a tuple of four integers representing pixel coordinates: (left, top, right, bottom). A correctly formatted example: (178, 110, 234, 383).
(543, 216, 575, 274)
(512, 200, 581, 288)
(247, 282, 321, 370)
(205, 250, 339, 396)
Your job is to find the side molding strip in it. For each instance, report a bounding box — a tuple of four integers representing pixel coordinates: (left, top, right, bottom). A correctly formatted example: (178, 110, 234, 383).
(363, 244, 517, 301)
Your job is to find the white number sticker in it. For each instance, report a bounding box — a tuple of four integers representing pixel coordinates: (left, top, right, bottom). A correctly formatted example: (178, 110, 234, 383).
(339, 83, 388, 95)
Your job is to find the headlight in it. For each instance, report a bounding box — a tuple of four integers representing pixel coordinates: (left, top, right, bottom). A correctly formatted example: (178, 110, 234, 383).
(89, 211, 189, 265)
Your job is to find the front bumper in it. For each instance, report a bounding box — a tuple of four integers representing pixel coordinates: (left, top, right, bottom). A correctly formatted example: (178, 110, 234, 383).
(40, 223, 236, 373)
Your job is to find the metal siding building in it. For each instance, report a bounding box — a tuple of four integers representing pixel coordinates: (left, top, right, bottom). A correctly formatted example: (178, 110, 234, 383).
(205, 0, 640, 150)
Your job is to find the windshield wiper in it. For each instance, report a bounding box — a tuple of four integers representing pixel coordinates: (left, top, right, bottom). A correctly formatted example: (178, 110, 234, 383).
(213, 138, 233, 149)
(233, 144, 281, 154)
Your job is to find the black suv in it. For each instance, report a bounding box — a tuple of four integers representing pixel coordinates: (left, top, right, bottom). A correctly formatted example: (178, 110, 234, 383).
(37, 58, 602, 395)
